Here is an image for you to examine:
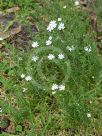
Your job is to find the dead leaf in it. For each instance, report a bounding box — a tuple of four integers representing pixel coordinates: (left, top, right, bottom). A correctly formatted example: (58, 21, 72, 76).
(0, 44, 3, 48)
(0, 29, 10, 39)
(0, 11, 4, 15)
(5, 7, 20, 13)
(97, 36, 102, 41)
(5, 122, 15, 134)
(0, 116, 10, 133)
(10, 25, 21, 35)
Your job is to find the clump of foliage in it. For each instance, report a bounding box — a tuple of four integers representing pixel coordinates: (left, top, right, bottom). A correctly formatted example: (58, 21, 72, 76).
(0, 0, 102, 135)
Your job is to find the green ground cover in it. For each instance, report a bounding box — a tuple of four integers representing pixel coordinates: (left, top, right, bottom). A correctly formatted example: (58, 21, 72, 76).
(0, 0, 102, 135)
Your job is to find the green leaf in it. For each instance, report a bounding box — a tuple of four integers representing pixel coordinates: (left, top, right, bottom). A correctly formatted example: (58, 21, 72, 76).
(15, 125, 22, 132)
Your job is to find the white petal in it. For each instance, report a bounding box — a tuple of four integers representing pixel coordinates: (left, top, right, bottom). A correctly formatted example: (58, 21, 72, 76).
(84, 46, 92, 52)
(25, 76, 32, 81)
(51, 84, 59, 90)
(52, 91, 56, 94)
(0, 37, 3, 41)
(87, 113, 91, 118)
(58, 54, 65, 59)
(58, 18, 62, 22)
(0, 108, 2, 112)
(48, 54, 55, 60)
(32, 56, 39, 62)
(75, 1, 80, 6)
(21, 74, 25, 78)
(46, 40, 52, 46)
(32, 41, 39, 48)
(58, 23, 65, 30)
(59, 84, 65, 91)
(49, 36, 52, 40)
(47, 20, 57, 32)
(63, 5, 67, 9)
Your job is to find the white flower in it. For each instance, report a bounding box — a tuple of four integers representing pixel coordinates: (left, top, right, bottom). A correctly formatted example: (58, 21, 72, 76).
(22, 88, 27, 92)
(52, 91, 56, 94)
(84, 46, 92, 52)
(0, 108, 2, 113)
(46, 36, 52, 45)
(48, 54, 55, 60)
(32, 41, 39, 48)
(51, 84, 59, 90)
(58, 18, 62, 22)
(59, 84, 65, 91)
(75, 0, 80, 6)
(49, 36, 52, 40)
(32, 56, 39, 62)
(25, 76, 32, 81)
(0, 37, 3, 41)
(63, 5, 67, 9)
(47, 20, 57, 32)
(46, 40, 52, 46)
(87, 113, 91, 118)
(47, 26, 53, 32)
(21, 74, 25, 78)
(58, 23, 65, 30)
(58, 54, 65, 59)
(49, 20, 57, 26)
(66, 46, 75, 51)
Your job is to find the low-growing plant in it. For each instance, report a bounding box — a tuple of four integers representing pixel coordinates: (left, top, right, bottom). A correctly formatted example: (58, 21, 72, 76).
(0, 0, 102, 135)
